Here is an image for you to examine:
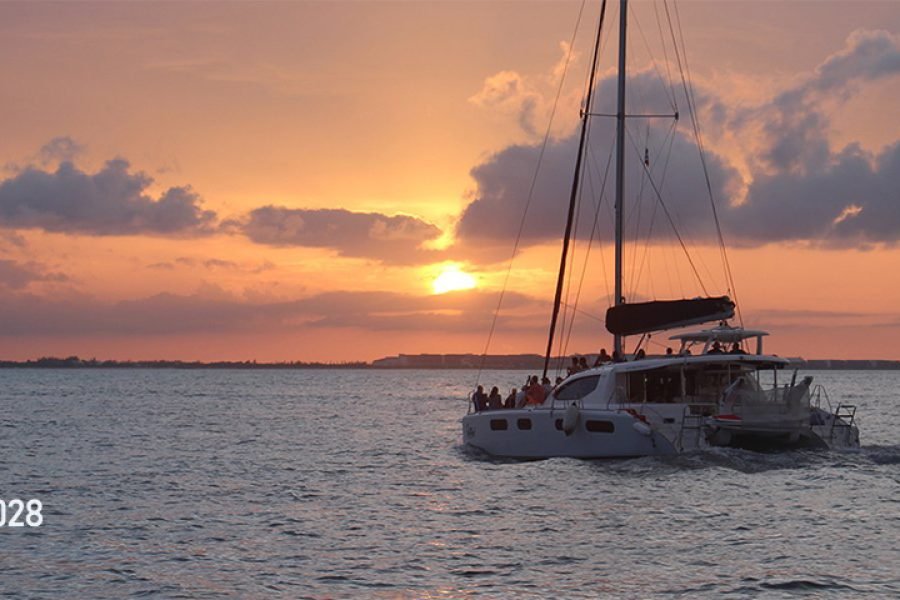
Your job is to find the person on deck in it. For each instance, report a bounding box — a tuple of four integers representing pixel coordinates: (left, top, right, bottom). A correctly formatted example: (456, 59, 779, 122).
(578, 356, 589, 371)
(541, 377, 553, 395)
(504, 388, 517, 409)
(488, 386, 503, 410)
(729, 342, 743, 354)
(472, 385, 488, 411)
(594, 348, 611, 366)
(665, 347, 674, 356)
(567, 356, 581, 376)
(708, 341, 723, 354)
(525, 376, 546, 405)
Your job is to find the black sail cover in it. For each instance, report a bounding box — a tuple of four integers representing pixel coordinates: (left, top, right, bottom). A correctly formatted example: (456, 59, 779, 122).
(605, 296, 735, 336)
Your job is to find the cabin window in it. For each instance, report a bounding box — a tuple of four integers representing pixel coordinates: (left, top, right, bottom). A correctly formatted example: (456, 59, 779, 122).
(585, 420, 615, 433)
(490, 419, 508, 431)
(556, 375, 601, 401)
(517, 418, 532, 430)
(628, 370, 682, 403)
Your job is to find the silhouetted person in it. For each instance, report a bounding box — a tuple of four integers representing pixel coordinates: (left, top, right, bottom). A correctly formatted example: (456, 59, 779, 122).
(567, 356, 581, 376)
(525, 375, 546, 405)
(473, 385, 488, 412)
(505, 388, 517, 409)
(578, 356, 589, 371)
(729, 342, 743, 354)
(594, 348, 611, 366)
(708, 341, 723, 354)
(665, 347, 674, 356)
(488, 386, 503, 410)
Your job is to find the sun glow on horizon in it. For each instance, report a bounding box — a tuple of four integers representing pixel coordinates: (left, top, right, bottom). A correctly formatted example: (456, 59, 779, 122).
(431, 265, 477, 294)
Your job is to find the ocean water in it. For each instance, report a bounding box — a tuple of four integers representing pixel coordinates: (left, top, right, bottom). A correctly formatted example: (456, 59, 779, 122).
(1, 368, 898, 598)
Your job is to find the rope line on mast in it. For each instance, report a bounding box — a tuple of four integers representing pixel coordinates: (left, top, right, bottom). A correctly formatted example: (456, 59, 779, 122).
(624, 122, 709, 296)
(666, 0, 743, 325)
(560, 128, 615, 367)
(474, 0, 589, 388)
(542, 0, 610, 379)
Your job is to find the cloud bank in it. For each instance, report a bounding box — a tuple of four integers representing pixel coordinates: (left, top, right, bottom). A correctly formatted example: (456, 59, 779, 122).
(234, 206, 444, 264)
(462, 30, 900, 251)
(0, 159, 216, 236)
(0, 260, 67, 289)
(0, 287, 545, 337)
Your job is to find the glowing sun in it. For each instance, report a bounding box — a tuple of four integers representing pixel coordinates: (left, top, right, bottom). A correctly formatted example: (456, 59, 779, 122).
(432, 265, 477, 294)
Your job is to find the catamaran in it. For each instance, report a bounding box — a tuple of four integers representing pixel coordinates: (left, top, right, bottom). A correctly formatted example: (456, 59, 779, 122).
(462, 0, 860, 458)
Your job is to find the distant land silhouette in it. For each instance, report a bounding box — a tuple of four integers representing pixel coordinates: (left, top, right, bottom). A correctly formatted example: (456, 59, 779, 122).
(2, 354, 899, 370)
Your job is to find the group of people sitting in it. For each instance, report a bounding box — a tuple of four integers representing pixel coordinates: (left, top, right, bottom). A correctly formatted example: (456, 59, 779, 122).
(707, 341, 744, 354)
(471, 374, 566, 412)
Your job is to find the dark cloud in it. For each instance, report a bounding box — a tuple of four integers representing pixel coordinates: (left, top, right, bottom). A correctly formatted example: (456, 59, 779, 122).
(0, 158, 216, 236)
(0, 287, 546, 337)
(39, 136, 86, 164)
(0, 260, 67, 289)
(457, 70, 740, 251)
(235, 206, 444, 264)
(457, 30, 900, 252)
(732, 142, 900, 246)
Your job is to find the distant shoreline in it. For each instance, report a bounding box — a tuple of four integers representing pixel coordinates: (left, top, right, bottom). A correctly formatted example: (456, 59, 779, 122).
(2, 354, 899, 370)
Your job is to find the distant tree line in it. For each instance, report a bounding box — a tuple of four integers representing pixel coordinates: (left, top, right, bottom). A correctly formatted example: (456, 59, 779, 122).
(0, 356, 370, 369)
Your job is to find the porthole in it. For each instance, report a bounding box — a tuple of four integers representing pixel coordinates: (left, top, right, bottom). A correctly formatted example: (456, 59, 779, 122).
(517, 418, 532, 430)
(585, 420, 615, 433)
(490, 419, 508, 431)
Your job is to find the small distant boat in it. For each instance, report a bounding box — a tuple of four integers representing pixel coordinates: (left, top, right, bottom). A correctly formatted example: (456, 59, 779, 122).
(462, 0, 859, 458)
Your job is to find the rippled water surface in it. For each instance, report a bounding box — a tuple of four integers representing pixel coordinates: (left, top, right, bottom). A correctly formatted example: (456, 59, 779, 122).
(2, 369, 899, 598)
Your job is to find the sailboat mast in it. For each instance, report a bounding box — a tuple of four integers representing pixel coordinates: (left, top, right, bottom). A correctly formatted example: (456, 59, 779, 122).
(541, 0, 608, 379)
(613, 0, 627, 357)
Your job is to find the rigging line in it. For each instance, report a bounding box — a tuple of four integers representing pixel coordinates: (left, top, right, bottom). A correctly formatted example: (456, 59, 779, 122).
(673, 1, 743, 326)
(474, 0, 589, 389)
(558, 114, 598, 370)
(623, 123, 709, 295)
(561, 120, 614, 360)
(627, 123, 649, 301)
(558, 118, 594, 364)
(668, 0, 743, 322)
(631, 1, 677, 113)
(560, 300, 604, 323)
(653, 0, 678, 111)
(543, 0, 609, 380)
(632, 119, 677, 298)
(557, 146, 586, 370)
(585, 139, 616, 309)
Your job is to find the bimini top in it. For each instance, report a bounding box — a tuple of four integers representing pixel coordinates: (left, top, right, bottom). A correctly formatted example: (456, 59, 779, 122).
(670, 326, 769, 343)
(670, 325, 769, 355)
(605, 296, 735, 336)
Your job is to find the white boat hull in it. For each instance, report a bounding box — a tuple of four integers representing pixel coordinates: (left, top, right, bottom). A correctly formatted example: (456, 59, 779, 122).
(462, 407, 677, 458)
(463, 403, 860, 459)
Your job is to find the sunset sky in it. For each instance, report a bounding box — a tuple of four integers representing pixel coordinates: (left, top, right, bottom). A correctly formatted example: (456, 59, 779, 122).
(1, 0, 899, 361)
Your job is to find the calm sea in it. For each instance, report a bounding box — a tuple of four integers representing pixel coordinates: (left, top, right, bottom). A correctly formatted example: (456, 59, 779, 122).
(1, 369, 898, 598)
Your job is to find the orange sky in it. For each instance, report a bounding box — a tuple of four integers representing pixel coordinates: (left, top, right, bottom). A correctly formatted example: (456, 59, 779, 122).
(1, 1, 899, 361)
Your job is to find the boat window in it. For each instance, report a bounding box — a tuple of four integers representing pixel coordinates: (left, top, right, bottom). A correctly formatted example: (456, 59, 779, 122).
(628, 369, 681, 403)
(554, 419, 563, 431)
(517, 418, 532, 430)
(555, 375, 601, 401)
(490, 419, 508, 431)
(585, 420, 615, 433)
